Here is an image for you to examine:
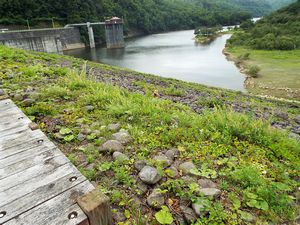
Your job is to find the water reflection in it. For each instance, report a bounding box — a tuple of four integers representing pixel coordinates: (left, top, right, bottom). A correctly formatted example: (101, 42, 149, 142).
(65, 30, 245, 91)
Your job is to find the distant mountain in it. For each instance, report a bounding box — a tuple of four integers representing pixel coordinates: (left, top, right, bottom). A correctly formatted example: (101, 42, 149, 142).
(227, 0, 300, 50)
(185, 0, 296, 16)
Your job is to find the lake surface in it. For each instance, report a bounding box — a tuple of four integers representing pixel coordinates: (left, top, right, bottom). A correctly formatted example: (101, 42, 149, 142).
(64, 30, 245, 91)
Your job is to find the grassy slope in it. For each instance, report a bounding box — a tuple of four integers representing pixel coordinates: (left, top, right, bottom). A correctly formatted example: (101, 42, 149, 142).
(225, 46, 300, 100)
(0, 45, 299, 224)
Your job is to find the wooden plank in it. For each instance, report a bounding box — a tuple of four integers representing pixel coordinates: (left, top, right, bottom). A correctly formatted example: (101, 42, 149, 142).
(4, 181, 94, 225)
(0, 165, 88, 223)
(0, 155, 69, 191)
(0, 130, 46, 151)
(77, 189, 113, 225)
(0, 147, 60, 179)
(0, 125, 31, 139)
(0, 118, 31, 132)
(0, 137, 56, 160)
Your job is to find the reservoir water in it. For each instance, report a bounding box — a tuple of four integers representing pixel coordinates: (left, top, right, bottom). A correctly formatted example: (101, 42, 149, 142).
(64, 30, 245, 91)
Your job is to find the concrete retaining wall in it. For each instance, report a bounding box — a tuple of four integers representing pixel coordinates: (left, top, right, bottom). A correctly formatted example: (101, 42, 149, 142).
(0, 28, 85, 53)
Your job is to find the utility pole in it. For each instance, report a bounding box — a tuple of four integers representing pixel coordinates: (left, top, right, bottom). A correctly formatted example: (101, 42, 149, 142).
(26, 19, 31, 30)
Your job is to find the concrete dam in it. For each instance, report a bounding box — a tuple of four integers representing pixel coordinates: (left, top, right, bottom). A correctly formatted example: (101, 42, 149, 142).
(0, 17, 124, 54)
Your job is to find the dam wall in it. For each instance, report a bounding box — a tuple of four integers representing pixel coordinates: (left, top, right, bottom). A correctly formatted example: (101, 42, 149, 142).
(0, 28, 85, 53)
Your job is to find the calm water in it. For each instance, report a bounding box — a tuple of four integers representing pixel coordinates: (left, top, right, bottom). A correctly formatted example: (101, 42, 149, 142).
(64, 30, 245, 91)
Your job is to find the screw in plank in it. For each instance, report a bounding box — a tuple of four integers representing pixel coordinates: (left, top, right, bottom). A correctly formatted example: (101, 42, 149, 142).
(68, 211, 78, 220)
(69, 176, 77, 182)
(0, 211, 6, 218)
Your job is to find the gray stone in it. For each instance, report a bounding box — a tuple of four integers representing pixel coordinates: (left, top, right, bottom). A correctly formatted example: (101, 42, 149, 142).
(198, 179, 217, 188)
(179, 162, 197, 175)
(113, 210, 126, 222)
(138, 166, 162, 185)
(181, 176, 197, 184)
(113, 151, 129, 162)
(198, 188, 221, 198)
(107, 123, 121, 131)
(180, 206, 197, 224)
(137, 181, 148, 195)
(288, 132, 300, 141)
(146, 189, 164, 209)
(85, 105, 94, 112)
(165, 166, 179, 178)
(54, 132, 64, 140)
(81, 128, 92, 135)
(192, 200, 208, 217)
(22, 98, 35, 107)
(0, 89, 5, 96)
(77, 133, 86, 141)
(100, 140, 124, 152)
(153, 154, 172, 168)
(112, 130, 132, 145)
(134, 160, 147, 171)
(165, 148, 179, 160)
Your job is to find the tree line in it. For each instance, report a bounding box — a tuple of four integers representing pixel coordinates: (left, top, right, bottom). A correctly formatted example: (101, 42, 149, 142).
(227, 0, 300, 50)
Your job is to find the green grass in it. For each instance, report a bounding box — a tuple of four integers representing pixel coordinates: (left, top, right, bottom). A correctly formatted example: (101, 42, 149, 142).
(0, 45, 299, 224)
(227, 46, 300, 100)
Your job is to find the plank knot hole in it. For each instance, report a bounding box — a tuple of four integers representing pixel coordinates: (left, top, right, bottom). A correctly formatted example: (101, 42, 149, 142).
(69, 176, 77, 182)
(68, 211, 78, 220)
(0, 211, 6, 218)
(37, 139, 44, 144)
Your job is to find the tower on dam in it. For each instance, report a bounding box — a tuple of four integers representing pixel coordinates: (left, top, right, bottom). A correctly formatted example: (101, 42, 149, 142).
(105, 17, 125, 49)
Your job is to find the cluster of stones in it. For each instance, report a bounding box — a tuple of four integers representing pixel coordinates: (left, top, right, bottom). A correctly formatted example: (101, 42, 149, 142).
(133, 149, 222, 224)
(93, 124, 222, 224)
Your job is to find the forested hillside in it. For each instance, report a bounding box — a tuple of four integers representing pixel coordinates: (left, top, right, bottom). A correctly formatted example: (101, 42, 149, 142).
(228, 0, 300, 50)
(0, 0, 251, 34)
(183, 0, 295, 17)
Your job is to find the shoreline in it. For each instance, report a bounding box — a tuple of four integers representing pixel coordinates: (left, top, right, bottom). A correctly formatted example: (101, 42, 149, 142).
(223, 47, 300, 103)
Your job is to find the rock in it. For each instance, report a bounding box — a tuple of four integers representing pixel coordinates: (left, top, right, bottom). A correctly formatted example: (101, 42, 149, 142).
(288, 132, 300, 141)
(179, 162, 197, 175)
(153, 154, 172, 168)
(100, 140, 124, 152)
(192, 199, 209, 217)
(181, 176, 197, 184)
(81, 128, 92, 135)
(138, 166, 162, 185)
(0, 89, 5, 96)
(137, 181, 148, 195)
(22, 98, 35, 107)
(85, 105, 94, 112)
(165, 166, 179, 178)
(113, 210, 126, 222)
(54, 132, 64, 140)
(165, 148, 179, 160)
(295, 115, 300, 124)
(134, 160, 147, 171)
(275, 111, 289, 120)
(198, 179, 217, 188)
(113, 151, 129, 162)
(28, 122, 39, 130)
(107, 123, 121, 131)
(146, 189, 164, 209)
(14, 94, 23, 101)
(180, 206, 197, 224)
(77, 133, 86, 141)
(198, 188, 221, 198)
(112, 130, 132, 145)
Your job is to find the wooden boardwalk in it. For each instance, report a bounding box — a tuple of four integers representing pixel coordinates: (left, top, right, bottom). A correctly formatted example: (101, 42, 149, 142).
(0, 99, 96, 225)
